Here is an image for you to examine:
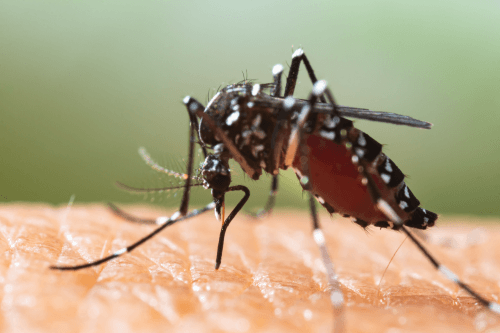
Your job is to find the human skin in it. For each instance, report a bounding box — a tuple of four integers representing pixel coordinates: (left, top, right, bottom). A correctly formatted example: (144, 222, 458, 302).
(0, 204, 499, 333)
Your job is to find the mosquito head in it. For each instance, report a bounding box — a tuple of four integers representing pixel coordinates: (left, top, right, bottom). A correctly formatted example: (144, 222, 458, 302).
(201, 150, 231, 224)
(201, 149, 231, 194)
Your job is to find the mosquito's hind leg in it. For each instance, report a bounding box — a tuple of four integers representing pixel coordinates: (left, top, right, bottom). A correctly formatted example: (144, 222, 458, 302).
(248, 64, 283, 219)
(284, 80, 346, 333)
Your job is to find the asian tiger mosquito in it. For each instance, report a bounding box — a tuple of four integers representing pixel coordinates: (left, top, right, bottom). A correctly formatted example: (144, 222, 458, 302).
(51, 48, 500, 332)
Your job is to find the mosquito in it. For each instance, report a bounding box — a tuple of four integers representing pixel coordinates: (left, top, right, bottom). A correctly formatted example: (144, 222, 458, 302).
(51, 49, 500, 332)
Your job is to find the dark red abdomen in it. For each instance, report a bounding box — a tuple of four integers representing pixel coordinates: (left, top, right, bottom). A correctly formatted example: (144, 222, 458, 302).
(293, 134, 409, 224)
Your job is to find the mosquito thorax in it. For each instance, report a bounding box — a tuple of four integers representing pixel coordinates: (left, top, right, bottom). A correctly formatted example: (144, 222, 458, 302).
(198, 83, 281, 178)
(199, 84, 252, 146)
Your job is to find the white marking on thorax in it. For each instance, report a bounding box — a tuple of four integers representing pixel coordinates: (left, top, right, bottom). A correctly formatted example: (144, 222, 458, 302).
(252, 84, 260, 96)
(226, 111, 240, 126)
(284, 96, 295, 109)
(205, 92, 221, 110)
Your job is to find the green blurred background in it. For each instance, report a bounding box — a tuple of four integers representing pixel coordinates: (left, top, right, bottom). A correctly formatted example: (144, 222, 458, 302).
(1, 0, 499, 216)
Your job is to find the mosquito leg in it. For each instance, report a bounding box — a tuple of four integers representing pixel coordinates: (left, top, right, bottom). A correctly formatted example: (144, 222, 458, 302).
(308, 194, 345, 333)
(269, 64, 290, 175)
(284, 81, 325, 168)
(284, 81, 345, 331)
(401, 226, 500, 314)
(214, 185, 250, 269)
(51, 202, 215, 271)
(270, 49, 327, 173)
(178, 105, 198, 216)
(270, 64, 284, 98)
(362, 165, 500, 314)
(283, 48, 326, 102)
(247, 175, 278, 218)
(301, 146, 345, 333)
(246, 63, 283, 218)
(282, 49, 433, 129)
(183, 96, 260, 180)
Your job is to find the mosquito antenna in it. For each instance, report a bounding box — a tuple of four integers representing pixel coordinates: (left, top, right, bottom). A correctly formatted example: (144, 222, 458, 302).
(376, 235, 408, 301)
(116, 181, 204, 193)
(50, 202, 215, 270)
(139, 147, 203, 181)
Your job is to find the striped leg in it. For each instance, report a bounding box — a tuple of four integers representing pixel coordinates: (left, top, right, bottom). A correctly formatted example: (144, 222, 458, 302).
(309, 195, 345, 333)
(249, 64, 282, 218)
(286, 82, 346, 332)
(51, 202, 215, 270)
(284, 48, 326, 103)
(178, 100, 202, 216)
(269, 64, 286, 174)
(270, 49, 324, 173)
(271, 49, 328, 175)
